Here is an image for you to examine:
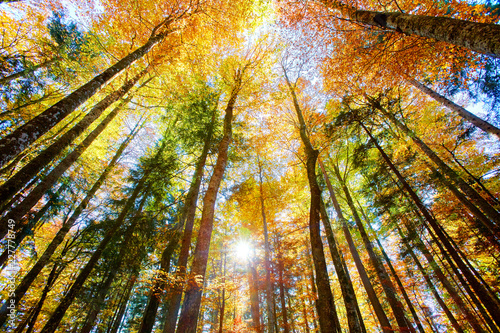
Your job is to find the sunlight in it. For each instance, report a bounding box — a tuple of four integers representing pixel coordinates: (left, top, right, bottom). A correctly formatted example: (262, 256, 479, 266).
(234, 241, 252, 261)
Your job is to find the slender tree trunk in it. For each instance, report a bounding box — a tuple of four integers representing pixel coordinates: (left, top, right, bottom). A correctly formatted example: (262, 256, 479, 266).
(257, 160, 277, 333)
(286, 289, 297, 333)
(0, 22, 172, 168)
(139, 232, 179, 333)
(249, 258, 262, 332)
(38, 173, 149, 333)
(277, 238, 290, 333)
(108, 273, 137, 333)
(300, 283, 311, 333)
(0, 83, 147, 241)
(0, 127, 137, 327)
(0, 180, 68, 268)
(283, 68, 339, 333)
(332, 164, 414, 332)
(0, 57, 59, 86)
(371, 228, 426, 333)
(373, 104, 500, 227)
(80, 192, 149, 333)
(442, 145, 500, 207)
(0, 69, 149, 215)
(162, 108, 216, 333)
(218, 250, 227, 333)
(360, 120, 500, 326)
(319, 159, 392, 332)
(397, 225, 465, 333)
(175, 71, 243, 333)
(357, 204, 426, 333)
(407, 79, 500, 139)
(318, 193, 366, 333)
(24, 262, 62, 333)
(401, 216, 487, 333)
(426, 163, 500, 249)
(321, 0, 500, 57)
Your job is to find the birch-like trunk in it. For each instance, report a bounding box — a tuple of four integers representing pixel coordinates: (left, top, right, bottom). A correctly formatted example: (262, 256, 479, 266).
(321, 0, 500, 57)
(408, 79, 500, 139)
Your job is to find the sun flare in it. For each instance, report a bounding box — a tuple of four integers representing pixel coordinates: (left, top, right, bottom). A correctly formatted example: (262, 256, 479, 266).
(234, 241, 252, 260)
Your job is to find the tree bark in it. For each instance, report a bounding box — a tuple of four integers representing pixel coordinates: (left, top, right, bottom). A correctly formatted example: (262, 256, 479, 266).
(38, 173, 149, 333)
(0, 75, 151, 241)
(407, 79, 500, 139)
(319, 159, 392, 332)
(321, 0, 500, 57)
(276, 237, 290, 333)
(257, 160, 277, 333)
(162, 107, 216, 333)
(397, 225, 465, 333)
(318, 193, 366, 333)
(80, 191, 149, 333)
(402, 215, 487, 333)
(373, 102, 500, 228)
(175, 70, 243, 333)
(107, 273, 137, 333)
(0, 68, 148, 213)
(360, 119, 500, 326)
(283, 68, 339, 333)
(249, 258, 262, 332)
(138, 232, 179, 333)
(0, 127, 137, 327)
(356, 202, 426, 333)
(332, 164, 414, 332)
(0, 57, 59, 86)
(0, 20, 173, 168)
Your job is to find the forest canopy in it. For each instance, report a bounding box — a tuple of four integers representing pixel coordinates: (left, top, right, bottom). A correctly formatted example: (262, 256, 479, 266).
(0, 0, 499, 332)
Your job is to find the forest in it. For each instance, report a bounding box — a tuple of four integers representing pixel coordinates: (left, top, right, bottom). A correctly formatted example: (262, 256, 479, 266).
(0, 0, 499, 332)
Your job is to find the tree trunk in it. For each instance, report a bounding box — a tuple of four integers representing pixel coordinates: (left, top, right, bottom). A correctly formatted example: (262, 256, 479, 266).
(138, 232, 179, 333)
(283, 68, 339, 333)
(249, 258, 262, 333)
(0, 24, 171, 168)
(361, 119, 500, 326)
(107, 273, 137, 333)
(277, 238, 290, 333)
(0, 127, 137, 327)
(407, 79, 500, 139)
(427, 163, 500, 249)
(38, 174, 149, 333)
(318, 191, 366, 333)
(0, 180, 69, 268)
(0, 57, 59, 86)
(402, 215, 487, 333)
(358, 205, 426, 333)
(373, 104, 500, 229)
(24, 261, 62, 333)
(332, 164, 414, 332)
(0, 78, 149, 241)
(257, 160, 277, 333)
(398, 225, 465, 333)
(319, 159, 392, 333)
(80, 191, 149, 333)
(162, 107, 216, 333)
(0, 68, 149, 214)
(218, 250, 227, 333)
(321, 0, 500, 57)
(175, 70, 243, 333)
